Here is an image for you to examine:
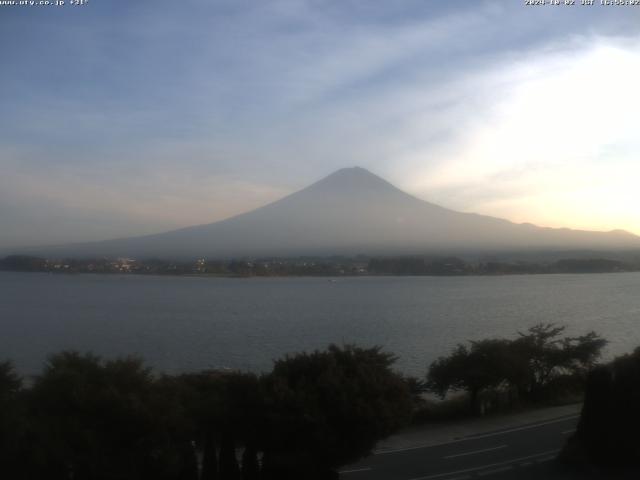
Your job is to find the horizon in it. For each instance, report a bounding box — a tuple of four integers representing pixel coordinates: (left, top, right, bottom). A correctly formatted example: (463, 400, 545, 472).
(3, 166, 639, 252)
(1, 1, 640, 249)
(2, 165, 639, 259)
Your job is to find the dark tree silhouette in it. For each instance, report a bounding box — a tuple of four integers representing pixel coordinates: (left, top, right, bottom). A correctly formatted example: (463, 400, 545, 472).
(562, 347, 640, 469)
(175, 370, 263, 480)
(241, 444, 260, 480)
(26, 352, 194, 480)
(0, 332, 609, 480)
(512, 324, 606, 400)
(0, 361, 26, 479)
(261, 344, 412, 479)
(427, 324, 607, 411)
(427, 339, 513, 413)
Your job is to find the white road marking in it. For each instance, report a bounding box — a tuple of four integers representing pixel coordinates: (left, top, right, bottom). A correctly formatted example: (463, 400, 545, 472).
(477, 465, 513, 476)
(376, 415, 578, 455)
(444, 445, 507, 459)
(458, 416, 579, 442)
(406, 449, 560, 480)
(339, 467, 372, 474)
(561, 429, 576, 435)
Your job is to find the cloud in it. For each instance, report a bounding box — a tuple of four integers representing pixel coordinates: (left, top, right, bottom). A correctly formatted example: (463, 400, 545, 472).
(0, 154, 288, 248)
(1, 1, 639, 247)
(397, 37, 640, 234)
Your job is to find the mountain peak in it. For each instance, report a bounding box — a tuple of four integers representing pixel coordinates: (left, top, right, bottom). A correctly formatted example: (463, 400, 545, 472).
(328, 166, 380, 179)
(308, 167, 401, 195)
(333, 166, 372, 174)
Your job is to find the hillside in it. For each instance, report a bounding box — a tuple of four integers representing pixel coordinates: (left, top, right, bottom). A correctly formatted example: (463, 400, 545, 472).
(14, 167, 640, 259)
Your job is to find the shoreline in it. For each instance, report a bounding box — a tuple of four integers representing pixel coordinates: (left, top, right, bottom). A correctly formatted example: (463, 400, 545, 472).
(2, 269, 639, 279)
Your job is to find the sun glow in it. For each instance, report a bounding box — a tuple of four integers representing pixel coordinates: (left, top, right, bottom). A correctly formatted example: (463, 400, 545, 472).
(411, 42, 640, 235)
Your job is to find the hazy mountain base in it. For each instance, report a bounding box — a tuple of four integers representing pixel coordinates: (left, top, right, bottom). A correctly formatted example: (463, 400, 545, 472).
(9, 167, 640, 260)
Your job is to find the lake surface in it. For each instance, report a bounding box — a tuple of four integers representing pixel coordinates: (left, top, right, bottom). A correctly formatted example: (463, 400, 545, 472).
(1, 271, 639, 377)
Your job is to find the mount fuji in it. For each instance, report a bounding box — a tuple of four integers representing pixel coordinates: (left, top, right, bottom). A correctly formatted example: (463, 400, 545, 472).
(18, 167, 640, 259)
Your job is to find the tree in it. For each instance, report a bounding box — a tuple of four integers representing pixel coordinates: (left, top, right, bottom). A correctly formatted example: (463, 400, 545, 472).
(26, 351, 195, 480)
(217, 372, 262, 480)
(261, 344, 412, 479)
(0, 255, 47, 271)
(0, 361, 25, 479)
(174, 371, 224, 480)
(561, 331, 608, 374)
(175, 370, 264, 480)
(427, 325, 607, 411)
(403, 376, 428, 404)
(512, 324, 606, 400)
(561, 347, 640, 468)
(427, 339, 512, 413)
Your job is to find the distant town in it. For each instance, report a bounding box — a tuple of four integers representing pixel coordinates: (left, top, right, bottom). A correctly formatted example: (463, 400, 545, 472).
(1, 254, 639, 277)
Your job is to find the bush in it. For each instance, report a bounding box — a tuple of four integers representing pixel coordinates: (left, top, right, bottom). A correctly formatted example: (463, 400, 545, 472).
(426, 324, 606, 413)
(0, 345, 412, 480)
(563, 347, 640, 468)
(261, 345, 412, 479)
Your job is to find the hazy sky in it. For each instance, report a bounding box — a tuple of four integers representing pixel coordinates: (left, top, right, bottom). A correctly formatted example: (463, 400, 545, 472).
(1, 0, 639, 248)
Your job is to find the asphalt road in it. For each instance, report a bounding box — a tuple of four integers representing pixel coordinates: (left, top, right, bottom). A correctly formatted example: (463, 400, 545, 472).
(339, 414, 579, 480)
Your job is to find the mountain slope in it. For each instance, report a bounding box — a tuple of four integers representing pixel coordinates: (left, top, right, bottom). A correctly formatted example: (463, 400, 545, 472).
(18, 167, 640, 259)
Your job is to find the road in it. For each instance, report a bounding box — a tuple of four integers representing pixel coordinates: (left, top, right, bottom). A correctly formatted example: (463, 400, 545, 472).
(340, 413, 579, 480)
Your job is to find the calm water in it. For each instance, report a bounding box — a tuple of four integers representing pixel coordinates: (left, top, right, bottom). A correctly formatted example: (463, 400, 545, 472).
(1, 271, 639, 377)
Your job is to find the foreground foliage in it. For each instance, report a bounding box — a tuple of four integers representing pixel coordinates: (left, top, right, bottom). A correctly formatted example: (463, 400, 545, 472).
(0, 345, 411, 480)
(0, 325, 615, 479)
(562, 347, 640, 469)
(427, 324, 607, 413)
(261, 345, 411, 478)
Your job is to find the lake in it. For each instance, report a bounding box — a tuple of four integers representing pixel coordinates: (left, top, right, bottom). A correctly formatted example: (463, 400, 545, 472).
(1, 271, 639, 377)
